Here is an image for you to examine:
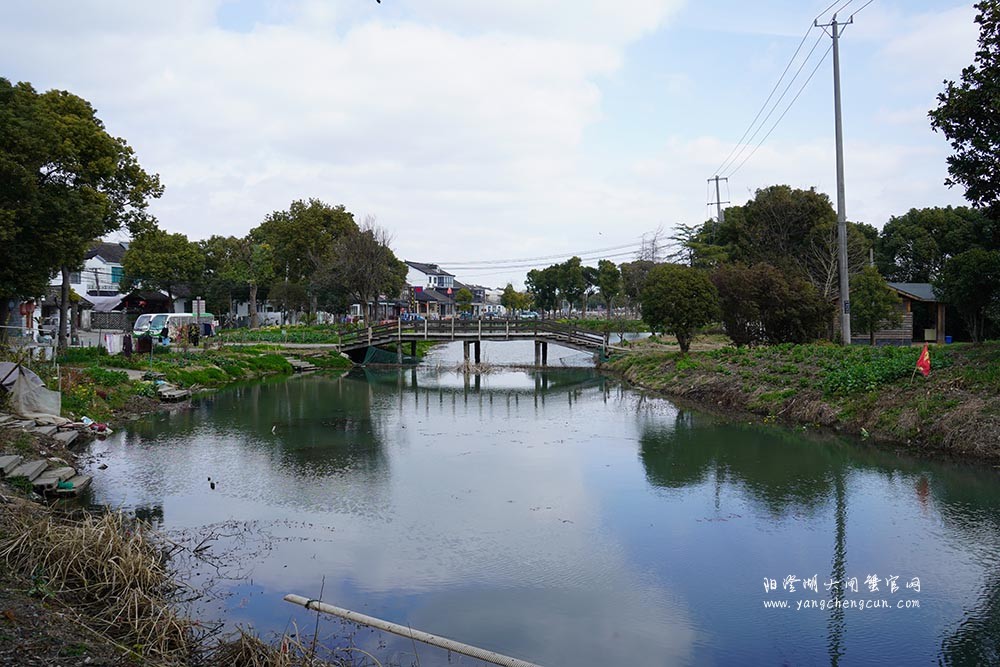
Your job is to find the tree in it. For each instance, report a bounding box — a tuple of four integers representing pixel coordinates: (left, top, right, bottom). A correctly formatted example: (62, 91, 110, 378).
(668, 223, 730, 268)
(850, 266, 903, 346)
(934, 248, 1000, 342)
(640, 264, 720, 353)
(711, 264, 762, 347)
(558, 256, 587, 314)
(619, 260, 655, 315)
(711, 263, 832, 346)
(876, 206, 991, 282)
(500, 284, 519, 313)
(930, 2, 1000, 215)
(525, 266, 559, 316)
(701, 185, 872, 297)
(268, 279, 308, 323)
(596, 259, 621, 319)
(122, 228, 204, 303)
(0, 78, 162, 346)
(322, 217, 406, 320)
(252, 198, 357, 313)
(752, 265, 833, 344)
(455, 287, 473, 313)
(227, 237, 274, 328)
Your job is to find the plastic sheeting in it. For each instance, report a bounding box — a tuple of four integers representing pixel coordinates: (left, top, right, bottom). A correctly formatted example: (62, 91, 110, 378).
(0, 362, 43, 392)
(10, 371, 66, 424)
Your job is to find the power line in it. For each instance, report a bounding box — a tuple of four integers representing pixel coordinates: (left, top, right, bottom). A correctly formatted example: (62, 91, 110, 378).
(720, 31, 826, 177)
(725, 43, 833, 178)
(848, 0, 874, 20)
(444, 247, 644, 271)
(712, 0, 845, 177)
(456, 250, 646, 279)
(435, 239, 646, 267)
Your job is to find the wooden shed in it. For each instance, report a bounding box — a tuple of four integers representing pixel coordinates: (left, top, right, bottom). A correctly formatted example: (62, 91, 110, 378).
(848, 282, 945, 346)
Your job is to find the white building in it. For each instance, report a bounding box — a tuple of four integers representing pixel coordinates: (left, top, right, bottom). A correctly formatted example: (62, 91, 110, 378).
(405, 261, 455, 290)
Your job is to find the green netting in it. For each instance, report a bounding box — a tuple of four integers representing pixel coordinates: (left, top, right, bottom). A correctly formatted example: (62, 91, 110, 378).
(362, 345, 419, 365)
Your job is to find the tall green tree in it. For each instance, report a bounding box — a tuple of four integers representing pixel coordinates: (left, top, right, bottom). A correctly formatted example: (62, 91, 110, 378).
(850, 266, 903, 346)
(0, 78, 162, 346)
(558, 256, 587, 314)
(525, 266, 559, 316)
(876, 206, 989, 282)
(640, 264, 719, 353)
(122, 228, 204, 304)
(702, 185, 872, 297)
(934, 248, 1000, 342)
(596, 259, 621, 319)
(619, 259, 655, 315)
(225, 237, 275, 328)
(930, 1, 1000, 215)
(252, 198, 357, 313)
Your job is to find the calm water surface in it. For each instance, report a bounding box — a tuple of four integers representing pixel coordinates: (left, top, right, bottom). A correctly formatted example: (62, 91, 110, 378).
(83, 345, 1000, 666)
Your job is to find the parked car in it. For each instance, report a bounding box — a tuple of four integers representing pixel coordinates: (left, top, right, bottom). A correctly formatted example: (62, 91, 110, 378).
(519, 311, 539, 320)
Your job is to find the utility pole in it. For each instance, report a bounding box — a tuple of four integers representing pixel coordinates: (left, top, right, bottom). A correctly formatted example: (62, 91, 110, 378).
(817, 13, 853, 345)
(708, 175, 729, 226)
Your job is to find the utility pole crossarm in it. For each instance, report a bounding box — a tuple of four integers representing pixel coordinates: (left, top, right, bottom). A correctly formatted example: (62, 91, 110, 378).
(708, 175, 730, 225)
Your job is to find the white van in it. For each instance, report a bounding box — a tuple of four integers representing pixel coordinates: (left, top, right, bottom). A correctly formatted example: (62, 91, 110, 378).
(134, 313, 214, 341)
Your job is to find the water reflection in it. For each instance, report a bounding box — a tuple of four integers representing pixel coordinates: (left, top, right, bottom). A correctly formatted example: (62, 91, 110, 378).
(639, 411, 847, 516)
(83, 369, 1000, 666)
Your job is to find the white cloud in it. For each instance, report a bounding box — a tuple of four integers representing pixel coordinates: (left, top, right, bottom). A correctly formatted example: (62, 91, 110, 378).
(0, 0, 977, 288)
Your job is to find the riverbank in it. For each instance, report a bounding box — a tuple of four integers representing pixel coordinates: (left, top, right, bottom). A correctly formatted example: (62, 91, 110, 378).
(608, 341, 1000, 461)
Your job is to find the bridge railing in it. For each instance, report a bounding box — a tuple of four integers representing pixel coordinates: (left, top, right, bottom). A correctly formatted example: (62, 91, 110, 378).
(342, 318, 613, 351)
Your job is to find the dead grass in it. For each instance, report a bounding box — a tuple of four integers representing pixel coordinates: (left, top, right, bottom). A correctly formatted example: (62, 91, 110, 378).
(0, 501, 355, 666)
(0, 504, 194, 664)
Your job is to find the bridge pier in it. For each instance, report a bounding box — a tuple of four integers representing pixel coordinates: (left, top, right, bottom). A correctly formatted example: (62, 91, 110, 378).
(474, 341, 481, 364)
(410, 340, 417, 357)
(463, 341, 470, 363)
(397, 342, 403, 364)
(533, 341, 548, 366)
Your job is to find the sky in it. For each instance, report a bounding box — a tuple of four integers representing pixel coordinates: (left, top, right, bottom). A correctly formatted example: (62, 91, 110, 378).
(2, 0, 978, 288)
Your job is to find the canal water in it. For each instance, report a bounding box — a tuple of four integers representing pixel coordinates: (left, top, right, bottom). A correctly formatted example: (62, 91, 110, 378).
(83, 344, 1000, 666)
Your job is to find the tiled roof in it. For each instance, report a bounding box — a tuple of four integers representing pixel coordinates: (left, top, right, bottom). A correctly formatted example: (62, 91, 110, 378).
(887, 282, 938, 302)
(84, 241, 128, 264)
(413, 288, 454, 303)
(405, 261, 454, 277)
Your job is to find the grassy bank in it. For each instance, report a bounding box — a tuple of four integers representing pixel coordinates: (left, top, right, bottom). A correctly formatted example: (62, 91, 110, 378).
(46, 344, 353, 422)
(608, 341, 1000, 461)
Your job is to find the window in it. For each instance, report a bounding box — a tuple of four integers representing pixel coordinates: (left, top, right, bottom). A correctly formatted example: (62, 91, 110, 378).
(111, 266, 123, 284)
(69, 272, 82, 284)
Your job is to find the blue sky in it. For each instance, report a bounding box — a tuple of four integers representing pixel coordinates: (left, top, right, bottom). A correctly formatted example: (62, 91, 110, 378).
(2, 0, 976, 287)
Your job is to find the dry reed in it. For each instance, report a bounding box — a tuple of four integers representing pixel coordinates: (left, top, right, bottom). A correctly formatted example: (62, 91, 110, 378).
(0, 504, 195, 664)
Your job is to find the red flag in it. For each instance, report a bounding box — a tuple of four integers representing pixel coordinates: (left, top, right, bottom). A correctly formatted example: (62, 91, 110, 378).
(916, 344, 931, 377)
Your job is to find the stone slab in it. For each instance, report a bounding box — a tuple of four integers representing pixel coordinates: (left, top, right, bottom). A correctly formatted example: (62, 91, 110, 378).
(33, 466, 76, 490)
(0, 455, 24, 476)
(55, 474, 92, 495)
(53, 431, 80, 447)
(30, 424, 59, 437)
(7, 460, 48, 482)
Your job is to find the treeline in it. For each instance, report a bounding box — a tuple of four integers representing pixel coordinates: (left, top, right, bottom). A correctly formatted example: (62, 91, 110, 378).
(518, 185, 1000, 352)
(121, 201, 407, 327)
(673, 185, 1000, 347)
